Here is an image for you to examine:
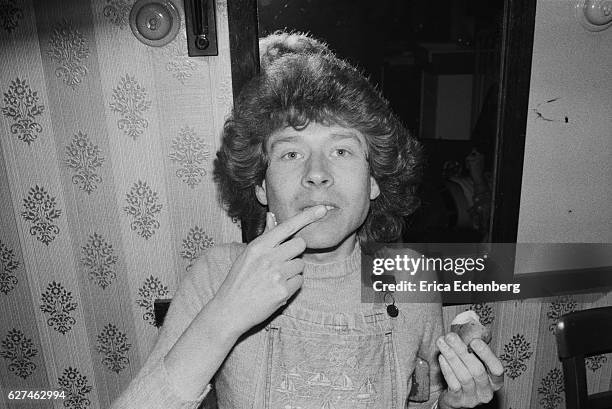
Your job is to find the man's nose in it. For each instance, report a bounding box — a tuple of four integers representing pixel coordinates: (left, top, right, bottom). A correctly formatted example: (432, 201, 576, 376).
(301, 154, 334, 188)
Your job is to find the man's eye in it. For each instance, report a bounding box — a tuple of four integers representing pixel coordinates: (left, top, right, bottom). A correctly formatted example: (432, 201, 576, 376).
(281, 151, 303, 160)
(333, 148, 351, 157)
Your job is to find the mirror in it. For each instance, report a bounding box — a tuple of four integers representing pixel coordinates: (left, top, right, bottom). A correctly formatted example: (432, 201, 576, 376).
(226, 0, 536, 244)
(259, 0, 503, 244)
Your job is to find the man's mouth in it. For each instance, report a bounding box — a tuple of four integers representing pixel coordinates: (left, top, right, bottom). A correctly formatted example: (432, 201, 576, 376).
(300, 203, 339, 212)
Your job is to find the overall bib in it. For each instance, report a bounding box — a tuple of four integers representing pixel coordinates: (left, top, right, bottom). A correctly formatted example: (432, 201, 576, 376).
(260, 304, 417, 409)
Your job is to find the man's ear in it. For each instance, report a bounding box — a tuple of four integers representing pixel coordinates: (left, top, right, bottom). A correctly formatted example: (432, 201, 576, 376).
(370, 176, 380, 200)
(255, 180, 268, 206)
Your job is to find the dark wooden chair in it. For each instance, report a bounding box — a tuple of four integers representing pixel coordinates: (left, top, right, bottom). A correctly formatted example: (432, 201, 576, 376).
(154, 298, 172, 328)
(555, 306, 612, 409)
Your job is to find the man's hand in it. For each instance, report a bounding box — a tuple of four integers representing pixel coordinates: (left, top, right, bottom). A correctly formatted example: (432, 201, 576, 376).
(163, 207, 327, 401)
(436, 333, 504, 408)
(212, 205, 328, 337)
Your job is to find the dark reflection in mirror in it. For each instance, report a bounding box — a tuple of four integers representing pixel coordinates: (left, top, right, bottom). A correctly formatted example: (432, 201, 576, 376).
(257, 0, 504, 242)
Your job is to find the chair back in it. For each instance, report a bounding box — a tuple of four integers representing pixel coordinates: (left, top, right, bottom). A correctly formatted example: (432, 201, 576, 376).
(555, 306, 612, 409)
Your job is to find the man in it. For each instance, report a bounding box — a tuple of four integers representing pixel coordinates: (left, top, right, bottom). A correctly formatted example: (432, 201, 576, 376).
(112, 31, 503, 409)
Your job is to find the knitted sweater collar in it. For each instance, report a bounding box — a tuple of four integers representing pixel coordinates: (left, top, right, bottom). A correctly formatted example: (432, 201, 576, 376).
(302, 241, 360, 279)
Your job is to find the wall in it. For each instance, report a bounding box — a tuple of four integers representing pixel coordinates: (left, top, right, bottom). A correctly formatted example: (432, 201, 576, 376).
(486, 0, 612, 408)
(0, 0, 238, 408)
(517, 0, 612, 243)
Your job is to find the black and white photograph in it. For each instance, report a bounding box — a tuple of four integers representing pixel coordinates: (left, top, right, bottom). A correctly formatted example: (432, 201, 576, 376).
(0, 0, 610, 408)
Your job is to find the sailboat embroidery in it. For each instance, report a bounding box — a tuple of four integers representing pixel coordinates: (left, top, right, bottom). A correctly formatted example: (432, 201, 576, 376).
(287, 366, 301, 377)
(356, 377, 377, 400)
(276, 373, 298, 392)
(332, 373, 355, 391)
(308, 372, 332, 386)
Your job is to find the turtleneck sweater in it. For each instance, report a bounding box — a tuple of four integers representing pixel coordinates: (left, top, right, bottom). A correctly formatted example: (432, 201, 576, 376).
(111, 242, 444, 409)
(296, 241, 369, 312)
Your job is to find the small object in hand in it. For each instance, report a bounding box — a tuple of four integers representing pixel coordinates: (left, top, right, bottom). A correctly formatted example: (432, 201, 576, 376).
(408, 357, 431, 402)
(450, 310, 492, 352)
(387, 304, 399, 317)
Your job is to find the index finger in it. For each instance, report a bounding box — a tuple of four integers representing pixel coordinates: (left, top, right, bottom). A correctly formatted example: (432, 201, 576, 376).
(263, 205, 328, 246)
(471, 339, 505, 388)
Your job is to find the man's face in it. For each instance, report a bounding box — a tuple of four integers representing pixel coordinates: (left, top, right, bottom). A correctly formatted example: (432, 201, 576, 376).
(255, 122, 380, 249)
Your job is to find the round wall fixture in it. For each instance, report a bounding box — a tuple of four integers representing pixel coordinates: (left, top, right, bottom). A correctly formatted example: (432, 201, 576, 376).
(575, 0, 612, 32)
(129, 0, 180, 46)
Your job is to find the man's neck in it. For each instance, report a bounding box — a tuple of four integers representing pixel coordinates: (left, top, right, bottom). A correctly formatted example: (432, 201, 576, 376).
(302, 234, 357, 264)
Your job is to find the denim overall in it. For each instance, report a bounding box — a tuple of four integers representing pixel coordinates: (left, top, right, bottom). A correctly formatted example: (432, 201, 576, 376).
(264, 304, 400, 409)
(214, 249, 434, 409)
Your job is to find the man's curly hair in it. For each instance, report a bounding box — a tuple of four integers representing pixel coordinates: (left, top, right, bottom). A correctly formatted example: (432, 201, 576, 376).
(214, 32, 423, 243)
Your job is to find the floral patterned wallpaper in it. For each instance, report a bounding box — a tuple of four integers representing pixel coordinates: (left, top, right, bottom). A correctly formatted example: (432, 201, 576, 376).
(0, 0, 238, 408)
(0, 2, 611, 409)
(445, 295, 612, 409)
